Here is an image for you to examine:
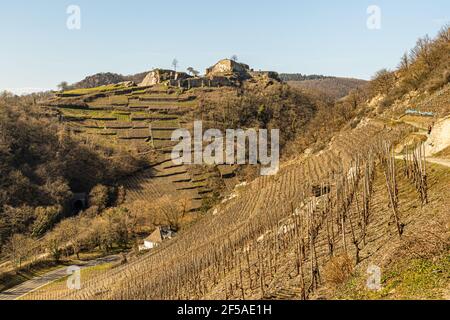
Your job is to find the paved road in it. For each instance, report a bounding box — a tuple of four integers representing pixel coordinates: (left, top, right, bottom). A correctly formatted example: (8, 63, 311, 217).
(0, 255, 120, 301)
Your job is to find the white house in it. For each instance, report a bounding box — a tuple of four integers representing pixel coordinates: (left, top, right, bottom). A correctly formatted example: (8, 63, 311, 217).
(140, 227, 175, 251)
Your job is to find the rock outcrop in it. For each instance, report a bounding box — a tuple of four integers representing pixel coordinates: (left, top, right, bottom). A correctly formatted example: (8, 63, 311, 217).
(116, 81, 137, 88)
(139, 69, 190, 86)
(138, 59, 280, 89)
(206, 59, 251, 80)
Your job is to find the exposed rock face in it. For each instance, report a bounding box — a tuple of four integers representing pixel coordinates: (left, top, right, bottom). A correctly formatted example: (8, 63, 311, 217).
(116, 81, 137, 87)
(139, 69, 190, 86)
(249, 71, 281, 83)
(206, 59, 251, 79)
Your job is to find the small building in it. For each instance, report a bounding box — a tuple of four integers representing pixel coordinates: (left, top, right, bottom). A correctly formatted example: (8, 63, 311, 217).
(140, 226, 176, 251)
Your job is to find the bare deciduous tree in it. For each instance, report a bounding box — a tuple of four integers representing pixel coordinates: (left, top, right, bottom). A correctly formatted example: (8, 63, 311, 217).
(57, 81, 70, 92)
(172, 58, 179, 72)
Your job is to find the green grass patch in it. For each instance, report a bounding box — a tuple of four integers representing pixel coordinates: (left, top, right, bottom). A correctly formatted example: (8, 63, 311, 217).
(128, 100, 196, 108)
(88, 96, 129, 107)
(50, 262, 114, 286)
(114, 113, 130, 121)
(63, 84, 128, 96)
(59, 108, 132, 122)
(193, 180, 208, 188)
(0, 260, 64, 293)
(336, 254, 450, 300)
(151, 120, 180, 128)
(18, 262, 115, 299)
(152, 130, 174, 139)
(150, 84, 169, 92)
(130, 89, 149, 95)
(86, 128, 117, 136)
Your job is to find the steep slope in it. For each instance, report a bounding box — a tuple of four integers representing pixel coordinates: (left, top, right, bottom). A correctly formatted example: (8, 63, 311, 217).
(23, 118, 415, 300)
(288, 77, 367, 100)
(13, 27, 450, 300)
(44, 84, 217, 215)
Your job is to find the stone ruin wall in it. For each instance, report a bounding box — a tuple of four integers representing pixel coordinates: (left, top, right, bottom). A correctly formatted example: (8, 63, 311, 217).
(168, 76, 233, 89)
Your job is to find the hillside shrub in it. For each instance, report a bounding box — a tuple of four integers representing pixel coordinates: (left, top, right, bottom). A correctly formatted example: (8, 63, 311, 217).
(323, 254, 354, 287)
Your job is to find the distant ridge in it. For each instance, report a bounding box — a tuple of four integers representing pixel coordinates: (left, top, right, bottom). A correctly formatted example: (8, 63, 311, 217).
(70, 71, 150, 89)
(279, 73, 334, 82)
(287, 77, 367, 99)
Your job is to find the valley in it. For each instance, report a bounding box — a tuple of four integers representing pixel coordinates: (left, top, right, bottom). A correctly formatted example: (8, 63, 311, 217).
(0, 25, 449, 301)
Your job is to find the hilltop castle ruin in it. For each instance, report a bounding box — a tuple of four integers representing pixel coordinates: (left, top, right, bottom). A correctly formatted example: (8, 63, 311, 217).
(139, 59, 280, 89)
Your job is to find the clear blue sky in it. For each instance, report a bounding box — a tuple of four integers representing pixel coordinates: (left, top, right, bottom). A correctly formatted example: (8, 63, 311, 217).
(0, 0, 448, 93)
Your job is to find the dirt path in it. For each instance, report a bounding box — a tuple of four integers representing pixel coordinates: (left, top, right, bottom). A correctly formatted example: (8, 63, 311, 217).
(425, 157, 450, 168)
(399, 116, 450, 156)
(396, 116, 450, 168)
(424, 117, 450, 156)
(0, 255, 120, 301)
(395, 155, 450, 168)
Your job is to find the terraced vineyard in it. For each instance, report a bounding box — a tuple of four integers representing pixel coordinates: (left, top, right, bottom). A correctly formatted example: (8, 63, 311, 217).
(123, 160, 203, 212)
(24, 117, 432, 300)
(45, 84, 222, 213)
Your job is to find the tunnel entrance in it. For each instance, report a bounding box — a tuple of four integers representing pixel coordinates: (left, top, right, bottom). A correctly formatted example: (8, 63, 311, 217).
(71, 193, 87, 214)
(72, 199, 84, 212)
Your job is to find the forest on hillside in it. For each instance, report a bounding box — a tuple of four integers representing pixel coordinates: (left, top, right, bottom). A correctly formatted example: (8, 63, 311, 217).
(288, 77, 367, 100)
(0, 94, 145, 258)
(279, 73, 333, 82)
(368, 26, 449, 110)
